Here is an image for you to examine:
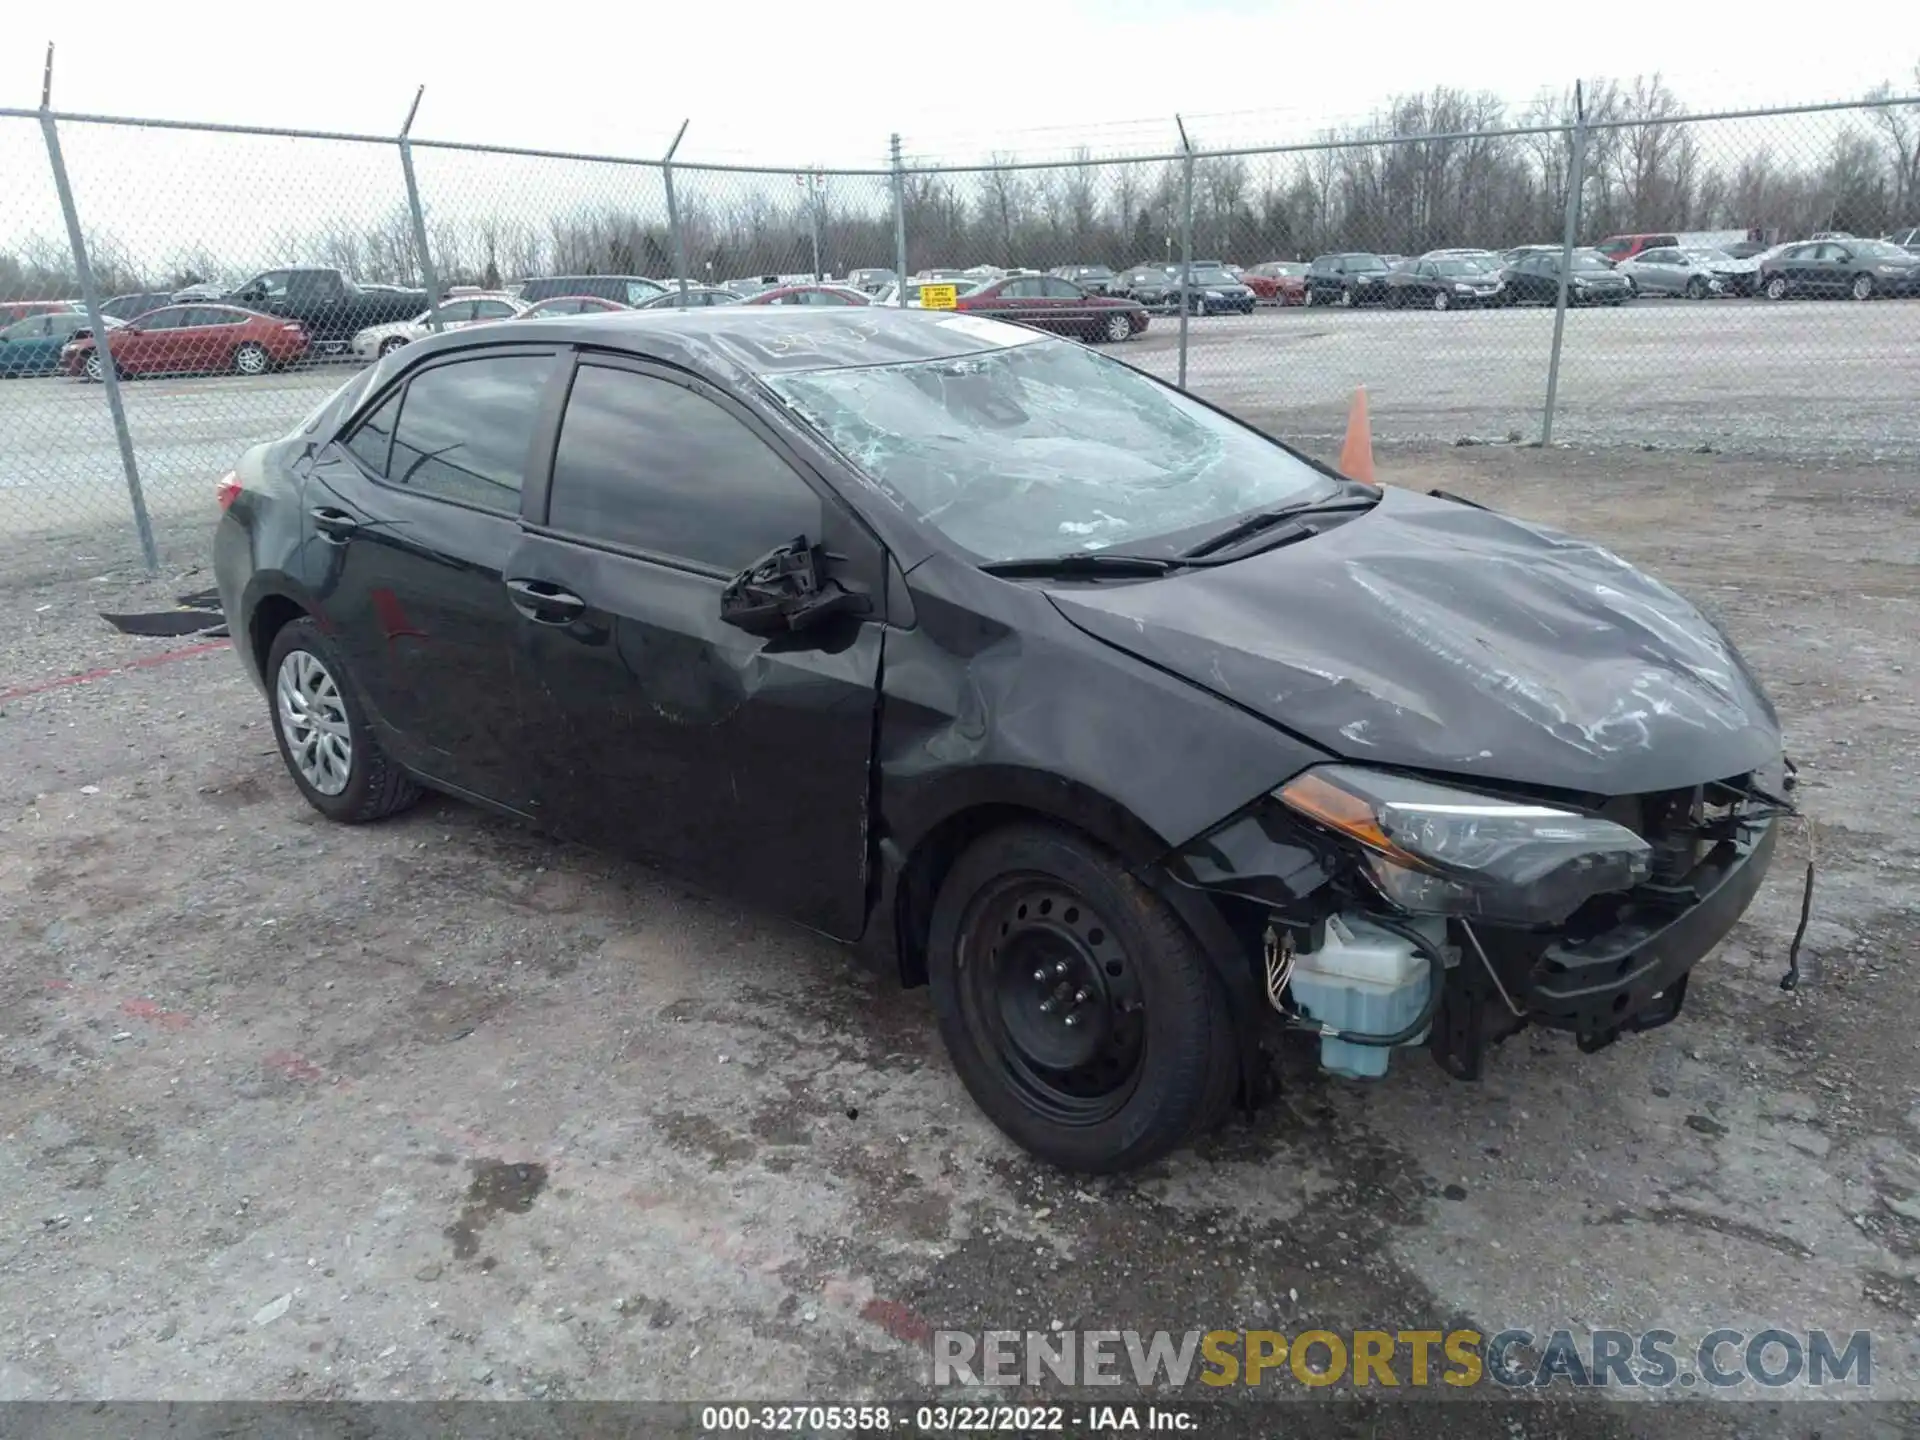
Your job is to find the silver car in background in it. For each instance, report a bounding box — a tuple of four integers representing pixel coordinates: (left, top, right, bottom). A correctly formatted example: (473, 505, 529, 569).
(1617, 247, 1756, 298)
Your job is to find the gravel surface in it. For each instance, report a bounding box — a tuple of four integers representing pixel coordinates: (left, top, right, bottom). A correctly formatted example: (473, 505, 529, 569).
(1, 444, 1916, 1434)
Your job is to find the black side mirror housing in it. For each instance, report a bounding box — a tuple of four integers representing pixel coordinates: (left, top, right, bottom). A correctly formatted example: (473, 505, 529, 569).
(720, 536, 871, 638)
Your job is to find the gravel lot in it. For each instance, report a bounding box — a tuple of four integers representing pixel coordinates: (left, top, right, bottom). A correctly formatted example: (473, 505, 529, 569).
(2, 295, 1916, 568)
(2, 441, 1916, 1434)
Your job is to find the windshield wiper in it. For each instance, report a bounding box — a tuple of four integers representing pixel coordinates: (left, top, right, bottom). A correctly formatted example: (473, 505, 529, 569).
(979, 552, 1178, 578)
(1178, 485, 1383, 560)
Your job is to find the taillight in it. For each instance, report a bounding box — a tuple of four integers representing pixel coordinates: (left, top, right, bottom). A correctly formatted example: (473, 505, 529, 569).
(216, 471, 242, 510)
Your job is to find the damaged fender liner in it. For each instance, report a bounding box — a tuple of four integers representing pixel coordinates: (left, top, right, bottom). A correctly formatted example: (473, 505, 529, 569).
(1529, 816, 1778, 1040)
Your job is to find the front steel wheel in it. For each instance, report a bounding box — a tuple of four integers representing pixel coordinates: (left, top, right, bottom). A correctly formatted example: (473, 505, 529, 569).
(929, 824, 1237, 1173)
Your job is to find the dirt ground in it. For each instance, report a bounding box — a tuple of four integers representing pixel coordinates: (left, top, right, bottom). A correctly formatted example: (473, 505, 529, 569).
(1, 441, 1916, 1437)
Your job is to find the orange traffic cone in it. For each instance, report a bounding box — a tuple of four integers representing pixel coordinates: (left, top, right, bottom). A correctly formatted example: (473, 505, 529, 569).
(1337, 387, 1376, 486)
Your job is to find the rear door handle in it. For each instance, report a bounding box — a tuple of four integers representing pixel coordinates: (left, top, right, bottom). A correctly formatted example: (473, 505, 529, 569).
(505, 578, 586, 624)
(310, 506, 361, 541)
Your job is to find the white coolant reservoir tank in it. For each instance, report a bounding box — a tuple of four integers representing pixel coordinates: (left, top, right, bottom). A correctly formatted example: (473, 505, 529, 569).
(1287, 913, 1443, 1080)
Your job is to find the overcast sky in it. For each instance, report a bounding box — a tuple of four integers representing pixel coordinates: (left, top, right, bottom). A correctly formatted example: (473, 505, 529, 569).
(8, 2, 1918, 168)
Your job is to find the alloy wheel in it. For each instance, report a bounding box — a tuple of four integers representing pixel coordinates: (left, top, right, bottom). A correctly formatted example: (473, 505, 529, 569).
(234, 343, 270, 375)
(276, 649, 353, 796)
(1104, 311, 1132, 342)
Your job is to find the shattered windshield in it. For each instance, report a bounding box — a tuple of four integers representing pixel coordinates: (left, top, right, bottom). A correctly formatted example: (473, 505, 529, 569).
(766, 337, 1333, 562)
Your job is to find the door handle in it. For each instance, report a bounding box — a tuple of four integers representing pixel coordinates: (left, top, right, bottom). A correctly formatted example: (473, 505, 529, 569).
(310, 506, 361, 541)
(505, 578, 586, 624)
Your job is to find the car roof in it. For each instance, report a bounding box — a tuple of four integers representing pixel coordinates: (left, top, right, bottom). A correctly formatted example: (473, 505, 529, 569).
(395, 305, 1051, 380)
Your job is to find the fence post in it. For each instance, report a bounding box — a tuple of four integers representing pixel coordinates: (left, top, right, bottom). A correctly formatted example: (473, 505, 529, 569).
(37, 46, 157, 572)
(663, 120, 690, 301)
(890, 134, 908, 299)
(1176, 115, 1195, 391)
(1542, 81, 1587, 446)
(398, 86, 444, 332)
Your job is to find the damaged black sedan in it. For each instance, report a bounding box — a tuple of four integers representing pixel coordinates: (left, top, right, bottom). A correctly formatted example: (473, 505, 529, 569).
(215, 307, 1792, 1173)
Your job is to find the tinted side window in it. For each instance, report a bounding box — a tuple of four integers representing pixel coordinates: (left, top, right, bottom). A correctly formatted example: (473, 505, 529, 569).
(386, 354, 554, 511)
(547, 365, 821, 572)
(345, 389, 402, 475)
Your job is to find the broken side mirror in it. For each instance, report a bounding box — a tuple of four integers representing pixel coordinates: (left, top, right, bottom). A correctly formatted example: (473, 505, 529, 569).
(720, 535, 871, 638)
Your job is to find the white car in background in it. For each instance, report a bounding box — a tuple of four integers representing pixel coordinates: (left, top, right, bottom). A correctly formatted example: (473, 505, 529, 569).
(349, 292, 524, 360)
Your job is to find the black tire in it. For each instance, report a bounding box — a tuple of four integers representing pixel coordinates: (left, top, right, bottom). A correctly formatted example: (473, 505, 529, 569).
(380, 335, 408, 357)
(1100, 310, 1133, 343)
(1686, 275, 1707, 299)
(1765, 275, 1789, 300)
(265, 616, 420, 824)
(82, 351, 105, 383)
(1431, 289, 1450, 311)
(233, 341, 271, 376)
(1851, 273, 1874, 301)
(927, 823, 1237, 1173)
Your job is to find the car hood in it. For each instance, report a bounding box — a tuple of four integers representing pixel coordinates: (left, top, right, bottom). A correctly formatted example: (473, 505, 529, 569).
(1045, 487, 1782, 795)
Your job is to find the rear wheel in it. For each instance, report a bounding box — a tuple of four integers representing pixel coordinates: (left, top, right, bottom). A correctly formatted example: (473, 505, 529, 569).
(928, 824, 1236, 1173)
(233, 342, 270, 376)
(266, 617, 420, 824)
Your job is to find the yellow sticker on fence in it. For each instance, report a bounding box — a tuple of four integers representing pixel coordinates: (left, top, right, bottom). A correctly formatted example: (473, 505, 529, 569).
(919, 284, 959, 310)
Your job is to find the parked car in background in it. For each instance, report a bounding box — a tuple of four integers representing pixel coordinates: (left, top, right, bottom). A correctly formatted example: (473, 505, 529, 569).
(1502, 249, 1633, 305)
(0, 310, 122, 377)
(1419, 248, 1504, 269)
(1242, 261, 1308, 304)
(1594, 233, 1678, 264)
(518, 296, 632, 319)
(844, 267, 897, 293)
(63, 304, 307, 380)
(517, 275, 666, 309)
(743, 285, 872, 307)
(1384, 256, 1506, 310)
(350, 293, 524, 360)
(0, 299, 76, 327)
(1112, 264, 1171, 299)
(1304, 253, 1394, 307)
(1123, 263, 1255, 314)
(223, 268, 427, 356)
(1885, 227, 1920, 254)
(1500, 244, 1561, 265)
(637, 287, 741, 309)
(1724, 240, 1772, 259)
(1049, 264, 1118, 296)
(1615, 247, 1752, 299)
(1759, 239, 1920, 300)
(953, 274, 1148, 340)
(98, 292, 179, 322)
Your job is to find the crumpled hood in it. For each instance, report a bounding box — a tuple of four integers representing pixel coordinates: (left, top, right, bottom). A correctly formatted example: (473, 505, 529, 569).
(1047, 487, 1783, 795)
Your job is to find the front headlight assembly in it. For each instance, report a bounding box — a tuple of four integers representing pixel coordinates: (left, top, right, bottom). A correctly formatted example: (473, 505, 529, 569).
(1277, 765, 1651, 926)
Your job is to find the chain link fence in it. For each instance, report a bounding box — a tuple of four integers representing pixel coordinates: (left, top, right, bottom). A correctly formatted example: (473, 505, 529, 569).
(3, 83, 1917, 580)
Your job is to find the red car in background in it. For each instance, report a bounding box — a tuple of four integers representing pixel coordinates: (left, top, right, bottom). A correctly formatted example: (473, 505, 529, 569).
(1242, 261, 1309, 305)
(518, 295, 631, 318)
(952, 273, 1148, 341)
(62, 304, 307, 380)
(1, 299, 77, 328)
(742, 285, 871, 306)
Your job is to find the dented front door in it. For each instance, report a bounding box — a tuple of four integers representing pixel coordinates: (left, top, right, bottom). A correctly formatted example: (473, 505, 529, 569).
(509, 533, 882, 940)
(506, 358, 884, 941)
